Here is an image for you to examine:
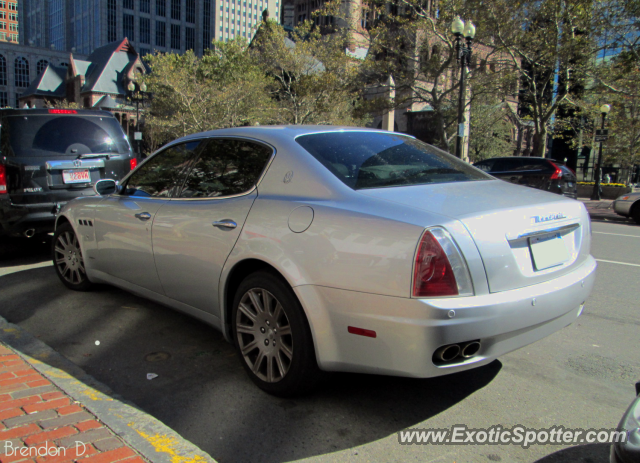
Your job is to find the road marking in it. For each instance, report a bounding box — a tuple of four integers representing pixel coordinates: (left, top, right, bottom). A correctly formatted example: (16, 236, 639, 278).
(596, 259, 640, 267)
(593, 232, 640, 238)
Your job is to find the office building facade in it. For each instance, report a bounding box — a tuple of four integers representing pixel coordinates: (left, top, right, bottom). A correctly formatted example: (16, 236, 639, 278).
(0, 0, 19, 43)
(21, 0, 280, 57)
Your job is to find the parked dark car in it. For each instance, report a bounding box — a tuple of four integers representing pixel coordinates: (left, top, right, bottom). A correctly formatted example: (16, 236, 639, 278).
(610, 380, 640, 463)
(0, 108, 137, 238)
(473, 157, 577, 199)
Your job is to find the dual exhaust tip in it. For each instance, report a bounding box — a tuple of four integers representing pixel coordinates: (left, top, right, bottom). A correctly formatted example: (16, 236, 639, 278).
(433, 340, 481, 365)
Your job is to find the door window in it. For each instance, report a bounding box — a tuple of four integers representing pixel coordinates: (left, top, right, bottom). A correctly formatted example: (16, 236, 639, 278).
(177, 138, 272, 198)
(124, 141, 201, 197)
(492, 158, 523, 172)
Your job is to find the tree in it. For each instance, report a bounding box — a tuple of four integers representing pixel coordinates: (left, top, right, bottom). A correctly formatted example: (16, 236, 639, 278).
(468, 96, 515, 161)
(142, 39, 276, 141)
(251, 20, 368, 126)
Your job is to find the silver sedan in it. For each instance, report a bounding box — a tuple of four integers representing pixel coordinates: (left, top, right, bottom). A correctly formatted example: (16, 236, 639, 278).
(52, 126, 596, 396)
(613, 191, 640, 224)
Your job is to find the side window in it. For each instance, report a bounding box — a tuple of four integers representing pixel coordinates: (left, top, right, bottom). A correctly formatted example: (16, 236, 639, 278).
(178, 138, 272, 198)
(492, 158, 523, 172)
(474, 160, 493, 172)
(124, 141, 201, 197)
(519, 159, 554, 172)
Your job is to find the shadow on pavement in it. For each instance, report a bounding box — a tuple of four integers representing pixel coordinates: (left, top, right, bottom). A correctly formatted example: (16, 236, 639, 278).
(535, 443, 610, 462)
(0, 263, 502, 463)
(0, 235, 52, 268)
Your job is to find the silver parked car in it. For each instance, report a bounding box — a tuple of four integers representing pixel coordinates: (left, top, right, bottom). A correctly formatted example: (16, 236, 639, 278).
(52, 126, 596, 396)
(613, 192, 640, 224)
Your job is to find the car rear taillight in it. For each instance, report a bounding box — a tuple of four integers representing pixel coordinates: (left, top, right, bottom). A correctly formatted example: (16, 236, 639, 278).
(48, 109, 77, 114)
(549, 162, 563, 179)
(130, 158, 138, 170)
(412, 228, 474, 298)
(0, 164, 7, 194)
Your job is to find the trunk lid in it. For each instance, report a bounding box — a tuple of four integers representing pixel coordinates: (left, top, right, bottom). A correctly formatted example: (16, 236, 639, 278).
(359, 179, 591, 293)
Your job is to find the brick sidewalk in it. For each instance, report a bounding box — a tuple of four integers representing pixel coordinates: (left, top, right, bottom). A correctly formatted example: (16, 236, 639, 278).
(0, 344, 146, 463)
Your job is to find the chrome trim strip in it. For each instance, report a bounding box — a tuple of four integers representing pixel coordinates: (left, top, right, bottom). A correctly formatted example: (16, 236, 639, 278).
(514, 223, 580, 240)
(46, 159, 105, 170)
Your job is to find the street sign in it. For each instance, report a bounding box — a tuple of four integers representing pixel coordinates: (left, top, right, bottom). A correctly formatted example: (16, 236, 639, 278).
(595, 129, 609, 142)
(134, 132, 143, 140)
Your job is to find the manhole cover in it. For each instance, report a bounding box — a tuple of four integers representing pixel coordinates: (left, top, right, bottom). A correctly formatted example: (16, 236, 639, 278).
(144, 352, 171, 362)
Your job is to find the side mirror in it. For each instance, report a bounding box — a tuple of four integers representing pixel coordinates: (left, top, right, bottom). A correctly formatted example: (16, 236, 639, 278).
(94, 179, 118, 196)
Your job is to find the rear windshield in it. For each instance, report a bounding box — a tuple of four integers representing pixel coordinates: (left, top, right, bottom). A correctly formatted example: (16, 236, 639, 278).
(2, 115, 130, 157)
(296, 131, 490, 190)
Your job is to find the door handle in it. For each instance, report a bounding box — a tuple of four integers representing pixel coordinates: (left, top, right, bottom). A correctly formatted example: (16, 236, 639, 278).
(212, 220, 237, 229)
(135, 212, 152, 221)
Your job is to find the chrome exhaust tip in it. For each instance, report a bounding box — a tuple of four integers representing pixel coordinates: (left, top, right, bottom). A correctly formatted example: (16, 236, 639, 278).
(435, 344, 461, 363)
(23, 229, 36, 238)
(461, 340, 481, 358)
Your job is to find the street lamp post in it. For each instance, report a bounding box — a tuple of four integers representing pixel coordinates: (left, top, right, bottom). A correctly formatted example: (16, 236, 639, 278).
(451, 16, 476, 159)
(590, 104, 611, 201)
(127, 80, 148, 159)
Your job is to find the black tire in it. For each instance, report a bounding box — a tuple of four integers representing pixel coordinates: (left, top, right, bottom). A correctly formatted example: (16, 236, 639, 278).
(52, 222, 93, 291)
(632, 202, 640, 225)
(231, 271, 323, 397)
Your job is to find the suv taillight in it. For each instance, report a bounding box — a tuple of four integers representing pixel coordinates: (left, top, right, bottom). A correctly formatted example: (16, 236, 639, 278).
(130, 158, 138, 170)
(549, 162, 563, 179)
(412, 228, 474, 298)
(0, 164, 7, 194)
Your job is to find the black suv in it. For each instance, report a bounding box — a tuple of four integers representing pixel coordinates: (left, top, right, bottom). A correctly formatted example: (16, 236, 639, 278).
(473, 157, 577, 199)
(0, 109, 137, 237)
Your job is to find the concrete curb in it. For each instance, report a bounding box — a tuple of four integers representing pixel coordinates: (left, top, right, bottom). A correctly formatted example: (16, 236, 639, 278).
(0, 317, 216, 463)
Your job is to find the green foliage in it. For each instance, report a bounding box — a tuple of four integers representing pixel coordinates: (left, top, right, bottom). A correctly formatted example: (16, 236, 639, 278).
(143, 40, 276, 142)
(468, 97, 515, 161)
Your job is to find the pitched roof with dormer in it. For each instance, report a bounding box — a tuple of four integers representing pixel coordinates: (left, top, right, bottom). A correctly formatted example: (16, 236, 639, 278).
(21, 38, 146, 100)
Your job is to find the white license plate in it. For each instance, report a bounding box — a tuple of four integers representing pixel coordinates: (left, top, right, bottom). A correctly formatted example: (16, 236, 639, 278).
(529, 234, 570, 271)
(62, 169, 90, 184)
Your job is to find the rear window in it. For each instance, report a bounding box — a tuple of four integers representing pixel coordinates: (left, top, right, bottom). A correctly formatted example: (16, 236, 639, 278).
(296, 131, 490, 190)
(3, 115, 130, 157)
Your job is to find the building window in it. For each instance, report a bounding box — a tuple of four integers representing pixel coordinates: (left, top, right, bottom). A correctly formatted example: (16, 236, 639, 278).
(156, 20, 166, 47)
(171, 23, 180, 49)
(203, 0, 211, 52)
(123, 13, 135, 41)
(141, 0, 150, 13)
(36, 59, 49, 75)
(14, 57, 29, 88)
(186, 0, 195, 23)
(15, 93, 21, 108)
(0, 91, 7, 108)
(140, 47, 151, 56)
(140, 17, 150, 44)
(171, 0, 181, 20)
(0, 55, 5, 86)
(123, 0, 134, 9)
(8, 2, 16, 11)
(107, 0, 117, 42)
(156, 0, 166, 16)
(185, 27, 195, 50)
(9, 13, 17, 21)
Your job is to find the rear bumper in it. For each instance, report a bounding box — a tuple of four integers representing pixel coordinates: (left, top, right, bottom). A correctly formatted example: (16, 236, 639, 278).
(0, 199, 65, 235)
(295, 256, 596, 377)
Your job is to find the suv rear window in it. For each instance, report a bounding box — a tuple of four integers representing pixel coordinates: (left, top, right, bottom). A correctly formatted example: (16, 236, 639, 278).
(2, 115, 130, 157)
(296, 132, 490, 190)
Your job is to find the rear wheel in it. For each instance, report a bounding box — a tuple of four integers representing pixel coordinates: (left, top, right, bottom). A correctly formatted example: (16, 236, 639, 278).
(52, 222, 93, 291)
(232, 271, 323, 396)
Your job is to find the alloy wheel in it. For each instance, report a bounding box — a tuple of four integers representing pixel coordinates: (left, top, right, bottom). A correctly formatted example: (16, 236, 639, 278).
(53, 230, 86, 286)
(235, 288, 293, 383)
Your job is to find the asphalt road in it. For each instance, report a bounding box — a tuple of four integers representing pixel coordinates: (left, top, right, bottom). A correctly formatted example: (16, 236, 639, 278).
(0, 218, 638, 463)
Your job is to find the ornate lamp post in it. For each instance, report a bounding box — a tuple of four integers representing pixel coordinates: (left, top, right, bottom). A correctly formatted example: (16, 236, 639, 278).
(127, 80, 149, 159)
(451, 16, 476, 159)
(590, 103, 611, 201)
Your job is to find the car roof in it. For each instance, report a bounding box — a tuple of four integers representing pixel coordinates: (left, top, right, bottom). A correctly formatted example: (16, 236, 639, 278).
(169, 125, 409, 147)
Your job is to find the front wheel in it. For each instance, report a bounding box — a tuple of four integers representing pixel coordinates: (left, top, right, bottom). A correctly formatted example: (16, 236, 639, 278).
(632, 202, 640, 225)
(232, 271, 323, 396)
(52, 222, 93, 291)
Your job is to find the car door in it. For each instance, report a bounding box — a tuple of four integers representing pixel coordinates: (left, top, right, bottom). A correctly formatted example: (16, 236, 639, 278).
(152, 138, 274, 315)
(491, 158, 524, 185)
(518, 158, 553, 191)
(93, 141, 201, 293)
